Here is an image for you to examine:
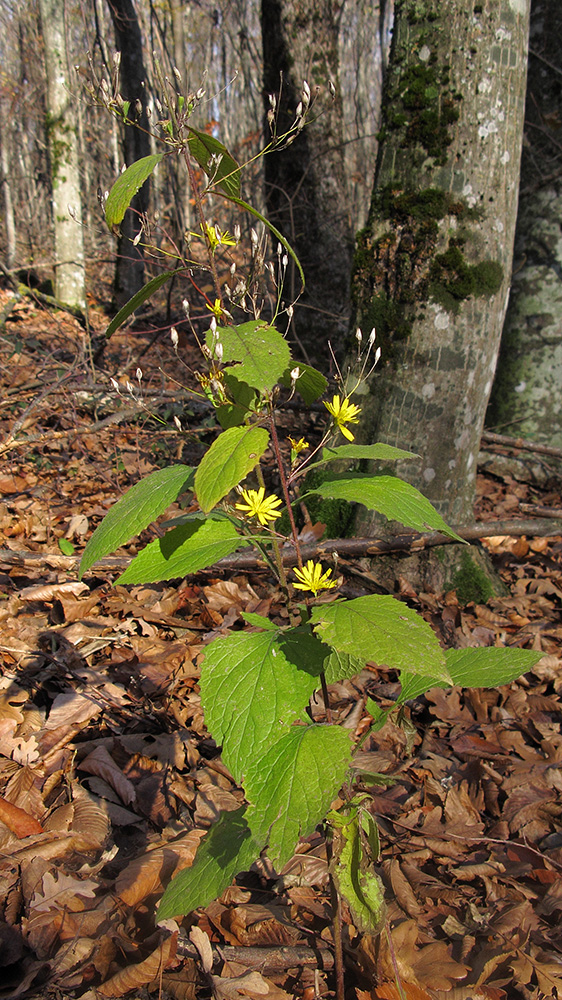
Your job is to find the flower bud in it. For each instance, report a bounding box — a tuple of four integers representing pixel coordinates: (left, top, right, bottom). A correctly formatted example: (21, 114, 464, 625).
(171, 327, 179, 349)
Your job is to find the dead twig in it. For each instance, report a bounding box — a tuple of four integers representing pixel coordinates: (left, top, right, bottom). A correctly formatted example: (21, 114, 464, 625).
(482, 430, 562, 461)
(1, 518, 560, 575)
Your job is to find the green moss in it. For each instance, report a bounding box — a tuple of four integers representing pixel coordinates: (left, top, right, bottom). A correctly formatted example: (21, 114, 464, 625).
(453, 550, 495, 605)
(429, 244, 504, 309)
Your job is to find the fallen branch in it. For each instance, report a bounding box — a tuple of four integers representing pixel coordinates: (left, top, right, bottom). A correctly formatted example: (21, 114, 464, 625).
(481, 430, 562, 461)
(177, 941, 335, 972)
(1, 518, 561, 575)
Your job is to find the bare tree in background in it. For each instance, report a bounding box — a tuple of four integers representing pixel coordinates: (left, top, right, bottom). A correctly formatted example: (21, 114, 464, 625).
(262, 0, 353, 360)
(38, 0, 86, 310)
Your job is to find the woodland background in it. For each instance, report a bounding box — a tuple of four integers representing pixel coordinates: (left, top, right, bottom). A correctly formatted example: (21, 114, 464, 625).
(1, 1, 562, 999)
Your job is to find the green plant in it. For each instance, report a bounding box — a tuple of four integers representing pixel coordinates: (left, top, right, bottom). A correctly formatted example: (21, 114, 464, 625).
(80, 68, 542, 958)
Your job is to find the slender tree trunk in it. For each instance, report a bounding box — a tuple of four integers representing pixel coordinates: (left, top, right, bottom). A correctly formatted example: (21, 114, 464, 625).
(107, 0, 151, 309)
(38, 0, 86, 311)
(487, 0, 562, 450)
(262, 0, 352, 360)
(352, 0, 530, 532)
(0, 102, 16, 269)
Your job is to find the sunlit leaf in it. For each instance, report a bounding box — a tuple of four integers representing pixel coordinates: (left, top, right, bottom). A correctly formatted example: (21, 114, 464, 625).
(245, 725, 352, 869)
(207, 321, 291, 393)
(309, 474, 463, 540)
(105, 154, 164, 225)
(105, 270, 178, 338)
(187, 128, 240, 198)
(195, 425, 269, 512)
(117, 516, 250, 584)
(79, 465, 193, 577)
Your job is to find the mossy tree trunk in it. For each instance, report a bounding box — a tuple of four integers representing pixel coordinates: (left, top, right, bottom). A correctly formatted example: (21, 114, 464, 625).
(352, 0, 530, 533)
(39, 0, 86, 312)
(487, 0, 562, 450)
(261, 0, 352, 360)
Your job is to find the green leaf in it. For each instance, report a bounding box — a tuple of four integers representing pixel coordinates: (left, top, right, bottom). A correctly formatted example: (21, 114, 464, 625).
(216, 374, 256, 429)
(117, 516, 250, 584)
(79, 465, 193, 577)
(157, 808, 260, 919)
(245, 725, 352, 869)
(58, 538, 74, 555)
(279, 364, 328, 404)
(323, 648, 366, 685)
(200, 629, 321, 783)
(105, 270, 178, 338)
(320, 443, 418, 464)
(208, 321, 291, 393)
(311, 595, 450, 687)
(105, 154, 164, 226)
(187, 128, 240, 198)
(331, 811, 385, 934)
(241, 612, 279, 630)
(310, 475, 463, 540)
(195, 425, 269, 513)
(445, 647, 543, 689)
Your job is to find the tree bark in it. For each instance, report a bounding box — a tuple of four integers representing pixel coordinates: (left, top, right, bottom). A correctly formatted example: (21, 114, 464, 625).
(261, 0, 353, 360)
(486, 0, 562, 448)
(107, 0, 151, 309)
(351, 0, 530, 531)
(38, 0, 86, 311)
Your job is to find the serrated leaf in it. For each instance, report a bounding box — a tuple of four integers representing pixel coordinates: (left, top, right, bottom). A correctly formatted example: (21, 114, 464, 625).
(323, 648, 366, 684)
(310, 474, 463, 540)
(279, 364, 328, 404)
(247, 726, 352, 868)
(79, 465, 193, 577)
(195, 425, 269, 513)
(311, 595, 450, 686)
(245, 725, 352, 869)
(105, 154, 164, 225)
(445, 647, 542, 689)
(117, 516, 250, 584)
(187, 128, 240, 198)
(105, 270, 177, 338)
(157, 808, 260, 919)
(216, 373, 256, 429)
(207, 321, 291, 393)
(200, 629, 321, 782)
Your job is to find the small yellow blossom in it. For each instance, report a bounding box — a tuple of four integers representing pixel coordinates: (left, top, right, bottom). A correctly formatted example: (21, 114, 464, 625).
(323, 394, 362, 441)
(203, 223, 236, 252)
(206, 298, 224, 320)
(288, 436, 309, 462)
(235, 487, 283, 526)
(293, 560, 338, 596)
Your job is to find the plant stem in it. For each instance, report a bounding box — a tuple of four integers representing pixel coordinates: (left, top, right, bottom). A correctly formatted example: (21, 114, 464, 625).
(254, 463, 289, 592)
(181, 148, 223, 306)
(326, 836, 345, 1000)
(385, 921, 407, 1000)
(269, 412, 303, 570)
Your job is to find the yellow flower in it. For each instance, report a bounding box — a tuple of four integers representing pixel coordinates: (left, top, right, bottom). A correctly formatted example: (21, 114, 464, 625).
(206, 297, 224, 320)
(235, 487, 283, 526)
(324, 395, 362, 441)
(293, 560, 338, 596)
(288, 436, 309, 462)
(203, 223, 236, 252)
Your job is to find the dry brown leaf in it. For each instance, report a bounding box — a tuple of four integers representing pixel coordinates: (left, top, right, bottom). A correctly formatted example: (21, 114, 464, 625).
(116, 829, 204, 906)
(79, 746, 137, 807)
(98, 932, 177, 996)
(375, 984, 433, 1000)
(211, 970, 291, 1000)
(0, 796, 43, 837)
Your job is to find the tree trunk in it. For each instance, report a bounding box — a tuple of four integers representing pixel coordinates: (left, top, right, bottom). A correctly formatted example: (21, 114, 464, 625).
(261, 0, 353, 360)
(0, 102, 16, 270)
(352, 0, 530, 532)
(107, 0, 151, 309)
(38, 0, 86, 311)
(486, 0, 562, 450)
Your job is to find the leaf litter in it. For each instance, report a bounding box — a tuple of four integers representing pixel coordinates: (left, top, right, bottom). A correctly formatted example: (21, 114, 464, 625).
(0, 298, 562, 999)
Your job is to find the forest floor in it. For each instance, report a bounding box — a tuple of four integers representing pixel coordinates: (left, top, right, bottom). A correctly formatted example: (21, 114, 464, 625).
(1, 291, 562, 1000)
